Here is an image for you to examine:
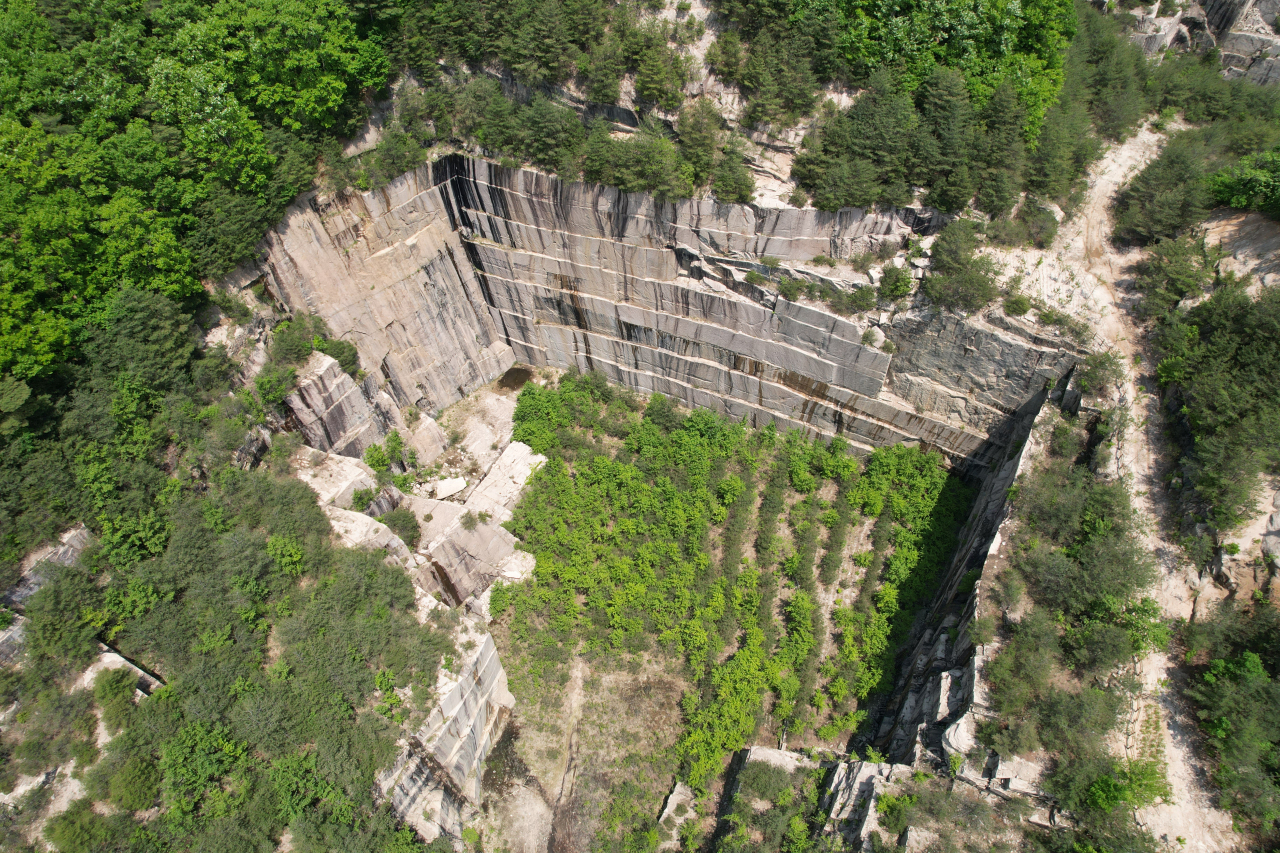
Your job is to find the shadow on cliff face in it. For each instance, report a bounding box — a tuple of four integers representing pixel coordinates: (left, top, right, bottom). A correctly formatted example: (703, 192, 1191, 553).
(482, 721, 547, 802)
(497, 366, 533, 393)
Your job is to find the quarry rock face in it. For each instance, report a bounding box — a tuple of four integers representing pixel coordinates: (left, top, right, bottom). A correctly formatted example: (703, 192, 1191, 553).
(377, 617, 514, 842)
(1134, 0, 1280, 84)
(463, 441, 546, 524)
(240, 156, 1079, 471)
(291, 446, 378, 509)
(293, 440, 528, 843)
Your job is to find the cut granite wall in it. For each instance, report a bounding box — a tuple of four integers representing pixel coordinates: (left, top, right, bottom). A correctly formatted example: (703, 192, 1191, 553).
(233, 155, 1081, 470)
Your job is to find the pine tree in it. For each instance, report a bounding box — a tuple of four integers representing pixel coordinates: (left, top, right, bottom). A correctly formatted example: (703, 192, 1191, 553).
(677, 99, 724, 187)
(582, 119, 616, 185)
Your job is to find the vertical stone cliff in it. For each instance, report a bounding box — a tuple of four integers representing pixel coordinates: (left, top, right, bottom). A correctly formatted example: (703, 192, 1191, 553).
(234, 156, 1080, 470)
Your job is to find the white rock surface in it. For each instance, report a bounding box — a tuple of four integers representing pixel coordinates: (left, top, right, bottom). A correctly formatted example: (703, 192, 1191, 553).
(322, 505, 412, 563)
(284, 351, 385, 457)
(657, 781, 696, 851)
(291, 446, 377, 508)
(434, 477, 467, 499)
(378, 616, 514, 839)
(464, 442, 546, 523)
(71, 651, 161, 697)
(421, 522, 524, 606)
(400, 495, 466, 545)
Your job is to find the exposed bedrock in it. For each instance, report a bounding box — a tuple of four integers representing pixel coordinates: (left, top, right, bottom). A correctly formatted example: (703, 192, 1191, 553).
(1132, 0, 1280, 84)
(235, 156, 1081, 471)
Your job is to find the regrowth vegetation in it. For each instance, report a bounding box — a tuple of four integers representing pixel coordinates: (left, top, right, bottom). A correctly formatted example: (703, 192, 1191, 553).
(490, 372, 973, 812)
(0, 289, 455, 853)
(979, 416, 1169, 851)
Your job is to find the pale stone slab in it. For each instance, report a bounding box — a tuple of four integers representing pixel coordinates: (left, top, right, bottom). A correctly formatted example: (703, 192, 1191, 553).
(434, 477, 467, 499)
(292, 446, 377, 508)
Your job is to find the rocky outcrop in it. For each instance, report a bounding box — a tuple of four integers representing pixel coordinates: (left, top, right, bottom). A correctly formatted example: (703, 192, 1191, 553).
(322, 505, 415, 562)
(1134, 0, 1280, 84)
(285, 351, 388, 456)
(284, 351, 449, 463)
(291, 446, 378, 509)
(237, 156, 1078, 471)
(293, 443, 519, 846)
(378, 616, 514, 841)
(1, 524, 95, 664)
(823, 761, 898, 844)
(462, 442, 546, 524)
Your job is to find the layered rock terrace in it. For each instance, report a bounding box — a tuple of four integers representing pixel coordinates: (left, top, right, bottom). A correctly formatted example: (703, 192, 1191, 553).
(236, 156, 1080, 470)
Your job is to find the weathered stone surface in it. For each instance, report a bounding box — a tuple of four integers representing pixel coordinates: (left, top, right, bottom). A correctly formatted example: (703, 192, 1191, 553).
(1184, 0, 1280, 81)
(232, 428, 272, 470)
(421, 522, 521, 606)
(364, 486, 403, 519)
(378, 618, 513, 839)
(657, 781, 696, 852)
(401, 495, 466, 544)
(291, 446, 377, 508)
(463, 442, 546, 523)
(71, 651, 162, 696)
(408, 415, 448, 466)
(285, 352, 387, 457)
(3, 523, 93, 609)
(823, 761, 896, 841)
(239, 155, 1077, 470)
(0, 615, 26, 666)
(322, 505, 413, 563)
(1262, 511, 1280, 566)
(742, 746, 818, 775)
(246, 167, 516, 418)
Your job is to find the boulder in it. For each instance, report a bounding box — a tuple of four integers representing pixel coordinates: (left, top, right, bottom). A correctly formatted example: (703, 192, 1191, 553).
(292, 446, 377, 508)
(1262, 511, 1280, 567)
(284, 352, 386, 458)
(364, 486, 403, 519)
(400, 495, 466, 545)
(407, 416, 448, 466)
(232, 428, 272, 470)
(322, 505, 412, 563)
(435, 477, 467, 499)
(463, 442, 546, 523)
(421, 522, 522, 606)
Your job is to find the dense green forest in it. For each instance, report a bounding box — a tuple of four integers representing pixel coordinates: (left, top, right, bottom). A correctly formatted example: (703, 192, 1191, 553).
(0, 286, 457, 853)
(489, 372, 972, 846)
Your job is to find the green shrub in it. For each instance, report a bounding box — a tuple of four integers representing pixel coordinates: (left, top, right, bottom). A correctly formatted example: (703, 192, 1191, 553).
(379, 507, 421, 549)
(1079, 351, 1124, 396)
(316, 337, 359, 375)
(878, 265, 913, 300)
(93, 669, 137, 735)
(254, 365, 297, 408)
(1003, 293, 1031, 316)
(109, 755, 160, 811)
(922, 221, 998, 312)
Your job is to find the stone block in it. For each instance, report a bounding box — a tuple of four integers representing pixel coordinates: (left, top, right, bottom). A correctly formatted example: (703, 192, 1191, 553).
(292, 446, 377, 508)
